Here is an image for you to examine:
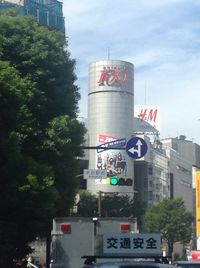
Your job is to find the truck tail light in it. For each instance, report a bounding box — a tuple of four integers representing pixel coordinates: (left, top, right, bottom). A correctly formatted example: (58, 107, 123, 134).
(120, 223, 131, 233)
(192, 252, 200, 261)
(61, 223, 71, 233)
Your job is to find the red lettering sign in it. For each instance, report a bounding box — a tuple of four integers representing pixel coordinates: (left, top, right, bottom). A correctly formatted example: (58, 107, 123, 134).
(98, 66, 128, 87)
(138, 109, 158, 123)
(99, 134, 118, 144)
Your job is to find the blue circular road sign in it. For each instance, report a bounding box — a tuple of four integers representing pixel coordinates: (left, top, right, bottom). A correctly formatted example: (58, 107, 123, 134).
(126, 137, 148, 159)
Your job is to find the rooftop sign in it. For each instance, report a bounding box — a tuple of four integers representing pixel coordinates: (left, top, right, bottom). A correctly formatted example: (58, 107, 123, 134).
(134, 105, 160, 133)
(98, 66, 128, 87)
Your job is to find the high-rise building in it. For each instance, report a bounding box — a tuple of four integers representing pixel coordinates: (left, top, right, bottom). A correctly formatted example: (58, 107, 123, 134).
(0, 0, 65, 32)
(161, 136, 200, 212)
(87, 60, 134, 194)
(161, 135, 200, 167)
(134, 136, 170, 207)
(134, 135, 200, 213)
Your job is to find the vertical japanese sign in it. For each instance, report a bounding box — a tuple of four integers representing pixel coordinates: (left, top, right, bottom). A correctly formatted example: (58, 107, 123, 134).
(196, 171, 200, 237)
(103, 233, 161, 255)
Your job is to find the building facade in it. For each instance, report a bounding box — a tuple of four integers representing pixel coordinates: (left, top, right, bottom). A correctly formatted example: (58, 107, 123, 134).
(161, 136, 200, 167)
(134, 136, 196, 212)
(0, 0, 65, 32)
(134, 136, 170, 207)
(161, 136, 200, 212)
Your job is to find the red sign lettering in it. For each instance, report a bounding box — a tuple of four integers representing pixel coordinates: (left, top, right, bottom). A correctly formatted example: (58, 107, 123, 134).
(98, 66, 128, 87)
(148, 109, 158, 122)
(99, 134, 118, 144)
(138, 109, 158, 123)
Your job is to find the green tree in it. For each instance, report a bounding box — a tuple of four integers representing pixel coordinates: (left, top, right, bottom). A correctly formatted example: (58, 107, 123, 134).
(145, 198, 193, 259)
(0, 11, 86, 266)
(101, 194, 135, 217)
(77, 190, 98, 217)
(77, 191, 146, 226)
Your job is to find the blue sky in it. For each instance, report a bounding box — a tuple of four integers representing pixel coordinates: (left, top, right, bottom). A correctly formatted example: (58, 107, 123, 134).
(63, 0, 200, 144)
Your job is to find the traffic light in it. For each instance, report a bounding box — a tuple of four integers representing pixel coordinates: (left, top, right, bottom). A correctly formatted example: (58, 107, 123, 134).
(110, 177, 118, 185)
(109, 177, 133, 186)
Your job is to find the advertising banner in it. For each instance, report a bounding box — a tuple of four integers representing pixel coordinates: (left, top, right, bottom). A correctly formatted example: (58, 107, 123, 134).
(98, 134, 118, 144)
(192, 166, 199, 189)
(196, 171, 200, 238)
(96, 134, 128, 183)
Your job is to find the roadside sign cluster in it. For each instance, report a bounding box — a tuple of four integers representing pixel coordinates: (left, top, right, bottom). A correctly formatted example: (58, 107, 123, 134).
(97, 136, 148, 159)
(84, 137, 148, 185)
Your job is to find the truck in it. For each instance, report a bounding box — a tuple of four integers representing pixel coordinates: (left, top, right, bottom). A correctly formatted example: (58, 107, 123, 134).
(50, 217, 138, 268)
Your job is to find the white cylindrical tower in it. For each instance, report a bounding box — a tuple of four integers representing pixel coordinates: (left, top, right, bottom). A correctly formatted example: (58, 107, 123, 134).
(87, 60, 134, 194)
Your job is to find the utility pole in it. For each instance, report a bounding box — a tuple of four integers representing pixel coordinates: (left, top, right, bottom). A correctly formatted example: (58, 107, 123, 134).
(98, 191, 102, 217)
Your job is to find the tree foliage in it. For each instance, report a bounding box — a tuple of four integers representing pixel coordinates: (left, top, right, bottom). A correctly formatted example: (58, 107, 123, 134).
(77, 191, 146, 226)
(145, 198, 193, 258)
(76, 190, 98, 217)
(0, 11, 86, 265)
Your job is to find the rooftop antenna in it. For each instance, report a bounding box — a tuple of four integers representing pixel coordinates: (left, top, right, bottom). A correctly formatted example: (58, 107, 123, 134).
(144, 81, 147, 105)
(107, 47, 110, 60)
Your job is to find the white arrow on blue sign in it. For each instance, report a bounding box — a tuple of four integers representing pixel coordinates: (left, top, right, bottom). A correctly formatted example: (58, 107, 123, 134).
(126, 137, 148, 159)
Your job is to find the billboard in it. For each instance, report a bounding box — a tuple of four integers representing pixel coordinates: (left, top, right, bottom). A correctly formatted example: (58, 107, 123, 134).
(192, 166, 199, 189)
(95, 134, 128, 184)
(196, 171, 200, 238)
(134, 105, 160, 133)
(98, 65, 128, 87)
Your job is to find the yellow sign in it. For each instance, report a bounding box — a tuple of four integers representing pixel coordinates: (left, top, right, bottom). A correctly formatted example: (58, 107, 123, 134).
(196, 171, 200, 237)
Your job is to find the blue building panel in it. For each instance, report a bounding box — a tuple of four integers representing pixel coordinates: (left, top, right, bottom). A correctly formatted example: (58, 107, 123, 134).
(0, 0, 65, 32)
